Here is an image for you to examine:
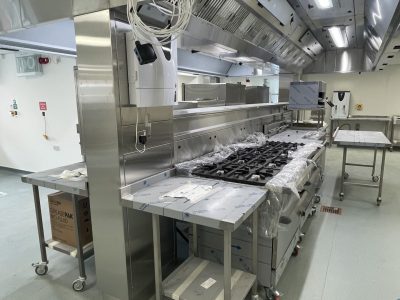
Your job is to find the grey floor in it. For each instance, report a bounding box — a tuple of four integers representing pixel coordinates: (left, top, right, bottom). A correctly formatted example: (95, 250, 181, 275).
(1, 147, 399, 300)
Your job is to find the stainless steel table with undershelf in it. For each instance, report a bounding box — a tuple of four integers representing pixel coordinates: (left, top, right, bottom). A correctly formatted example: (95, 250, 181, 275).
(121, 171, 266, 300)
(333, 130, 392, 206)
(21, 162, 93, 292)
(330, 116, 391, 146)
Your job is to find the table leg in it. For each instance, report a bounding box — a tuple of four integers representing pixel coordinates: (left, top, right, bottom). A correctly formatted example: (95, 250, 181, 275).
(372, 148, 377, 177)
(32, 185, 48, 264)
(152, 214, 162, 300)
(339, 147, 347, 200)
(192, 224, 198, 257)
(252, 210, 258, 298)
(71, 195, 88, 291)
(72, 195, 86, 279)
(224, 230, 232, 300)
(377, 148, 387, 206)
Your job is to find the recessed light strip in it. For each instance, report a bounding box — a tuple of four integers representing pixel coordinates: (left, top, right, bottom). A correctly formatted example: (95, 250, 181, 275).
(315, 0, 333, 9)
(328, 27, 347, 48)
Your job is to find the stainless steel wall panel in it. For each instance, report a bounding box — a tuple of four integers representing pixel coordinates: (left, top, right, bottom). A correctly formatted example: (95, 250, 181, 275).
(121, 120, 173, 155)
(121, 106, 173, 126)
(123, 144, 173, 183)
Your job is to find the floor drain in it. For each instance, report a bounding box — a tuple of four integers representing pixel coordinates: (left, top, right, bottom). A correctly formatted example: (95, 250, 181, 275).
(320, 205, 342, 215)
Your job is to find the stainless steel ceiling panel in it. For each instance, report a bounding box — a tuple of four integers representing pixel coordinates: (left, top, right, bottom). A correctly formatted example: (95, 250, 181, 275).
(299, 30, 323, 57)
(0, 0, 23, 33)
(297, 0, 353, 20)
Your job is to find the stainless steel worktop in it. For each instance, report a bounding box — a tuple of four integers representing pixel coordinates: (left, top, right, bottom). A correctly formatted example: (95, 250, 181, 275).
(21, 162, 88, 197)
(334, 130, 392, 148)
(121, 175, 266, 231)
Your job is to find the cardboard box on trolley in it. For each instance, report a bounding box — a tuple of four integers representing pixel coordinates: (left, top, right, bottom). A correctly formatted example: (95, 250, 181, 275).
(48, 192, 92, 248)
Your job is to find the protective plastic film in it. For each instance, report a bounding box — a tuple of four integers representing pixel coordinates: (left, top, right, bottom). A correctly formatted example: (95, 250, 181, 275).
(175, 132, 268, 175)
(261, 141, 322, 238)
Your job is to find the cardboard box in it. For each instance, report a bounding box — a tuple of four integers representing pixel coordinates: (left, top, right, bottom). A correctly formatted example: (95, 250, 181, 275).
(48, 192, 92, 248)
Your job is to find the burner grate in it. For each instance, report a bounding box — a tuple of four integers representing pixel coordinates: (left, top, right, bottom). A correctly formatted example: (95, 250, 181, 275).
(320, 205, 342, 215)
(192, 141, 301, 186)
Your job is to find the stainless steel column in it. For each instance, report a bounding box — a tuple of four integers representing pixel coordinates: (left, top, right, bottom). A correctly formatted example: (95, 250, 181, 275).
(224, 230, 232, 300)
(74, 10, 131, 300)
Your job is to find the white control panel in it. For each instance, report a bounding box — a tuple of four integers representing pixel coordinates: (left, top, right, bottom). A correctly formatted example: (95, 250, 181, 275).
(125, 32, 177, 107)
(331, 91, 350, 119)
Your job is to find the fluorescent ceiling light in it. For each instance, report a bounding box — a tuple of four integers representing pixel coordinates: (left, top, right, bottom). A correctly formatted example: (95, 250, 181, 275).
(328, 27, 347, 48)
(315, 0, 333, 9)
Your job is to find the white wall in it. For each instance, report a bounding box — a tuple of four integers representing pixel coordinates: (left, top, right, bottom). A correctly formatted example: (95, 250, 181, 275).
(0, 53, 82, 172)
(302, 66, 400, 117)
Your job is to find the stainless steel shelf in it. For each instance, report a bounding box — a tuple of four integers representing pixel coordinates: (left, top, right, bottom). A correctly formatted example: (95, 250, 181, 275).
(45, 239, 94, 259)
(163, 256, 256, 300)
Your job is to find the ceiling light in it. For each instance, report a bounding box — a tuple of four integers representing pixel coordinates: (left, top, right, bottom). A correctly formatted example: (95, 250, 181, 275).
(315, 0, 333, 9)
(328, 27, 347, 48)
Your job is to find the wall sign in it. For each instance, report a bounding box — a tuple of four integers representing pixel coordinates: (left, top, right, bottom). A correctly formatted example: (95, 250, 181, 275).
(39, 101, 47, 111)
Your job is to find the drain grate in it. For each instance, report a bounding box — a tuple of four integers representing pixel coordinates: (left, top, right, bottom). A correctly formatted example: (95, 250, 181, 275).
(320, 205, 342, 215)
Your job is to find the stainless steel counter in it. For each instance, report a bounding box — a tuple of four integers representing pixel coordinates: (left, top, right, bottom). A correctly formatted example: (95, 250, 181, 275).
(21, 162, 88, 197)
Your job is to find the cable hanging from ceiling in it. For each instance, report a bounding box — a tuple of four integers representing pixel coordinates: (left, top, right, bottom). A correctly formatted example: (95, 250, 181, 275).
(127, 0, 194, 45)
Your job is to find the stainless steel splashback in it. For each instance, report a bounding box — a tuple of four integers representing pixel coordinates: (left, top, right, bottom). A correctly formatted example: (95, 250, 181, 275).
(173, 103, 292, 163)
(183, 83, 246, 105)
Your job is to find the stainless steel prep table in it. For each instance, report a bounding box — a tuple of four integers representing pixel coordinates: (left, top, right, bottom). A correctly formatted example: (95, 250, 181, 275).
(21, 162, 93, 291)
(330, 116, 391, 146)
(121, 172, 266, 300)
(333, 130, 392, 206)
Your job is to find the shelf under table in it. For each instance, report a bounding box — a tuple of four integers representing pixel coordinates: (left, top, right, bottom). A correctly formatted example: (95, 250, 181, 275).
(45, 239, 94, 259)
(163, 256, 256, 300)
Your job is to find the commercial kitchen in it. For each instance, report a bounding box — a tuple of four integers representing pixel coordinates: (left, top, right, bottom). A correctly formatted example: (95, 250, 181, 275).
(1, 0, 400, 300)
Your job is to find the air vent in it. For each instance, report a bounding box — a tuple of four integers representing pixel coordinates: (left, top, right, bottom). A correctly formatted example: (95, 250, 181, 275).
(383, 63, 388, 65)
(388, 55, 394, 58)
(393, 45, 400, 50)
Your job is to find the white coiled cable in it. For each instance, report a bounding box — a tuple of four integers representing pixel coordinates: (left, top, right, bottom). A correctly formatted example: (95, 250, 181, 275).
(127, 0, 193, 45)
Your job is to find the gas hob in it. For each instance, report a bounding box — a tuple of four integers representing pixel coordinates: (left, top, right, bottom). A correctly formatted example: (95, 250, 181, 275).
(192, 141, 303, 186)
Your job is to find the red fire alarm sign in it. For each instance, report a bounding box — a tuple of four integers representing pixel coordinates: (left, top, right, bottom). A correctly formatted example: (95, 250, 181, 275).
(39, 101, 47, 111)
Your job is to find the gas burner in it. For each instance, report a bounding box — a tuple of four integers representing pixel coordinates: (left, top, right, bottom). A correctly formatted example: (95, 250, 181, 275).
(192, 141, 299, 186)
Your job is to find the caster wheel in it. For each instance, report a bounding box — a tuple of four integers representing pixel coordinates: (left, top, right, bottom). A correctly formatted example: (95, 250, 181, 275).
(314, 195, 321, 204)
(377, 198, 382, 206)
(344, 172, 349, 180)
(34, 265, 48, 276)
(372, 176, 379, 183)
(72, 279, 86, 292)
(339, 193, 344, 201)
(292, 245, 300, 257)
